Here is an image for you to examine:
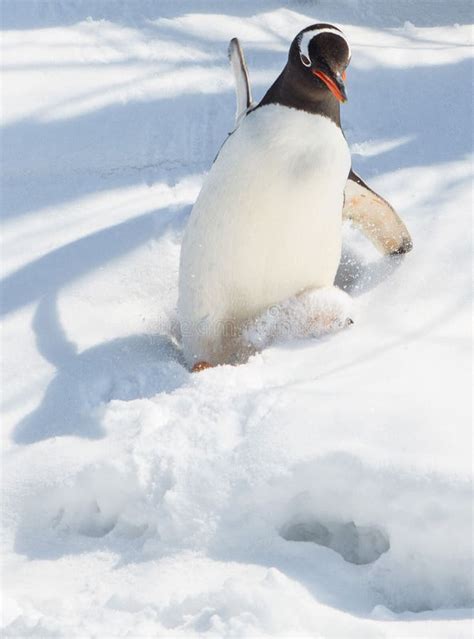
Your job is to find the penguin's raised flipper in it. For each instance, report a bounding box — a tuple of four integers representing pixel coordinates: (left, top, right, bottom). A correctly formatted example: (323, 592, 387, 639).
(228, 38, 253, 126)
(343, 169, 413, 255)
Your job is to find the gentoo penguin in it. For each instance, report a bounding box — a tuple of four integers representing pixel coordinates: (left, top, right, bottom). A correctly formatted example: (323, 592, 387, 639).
(178, 24, 412, 370)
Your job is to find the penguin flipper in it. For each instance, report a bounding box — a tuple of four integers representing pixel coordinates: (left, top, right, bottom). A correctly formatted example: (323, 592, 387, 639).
(343, 169, 413, 255)
(228, 37, 253, 126)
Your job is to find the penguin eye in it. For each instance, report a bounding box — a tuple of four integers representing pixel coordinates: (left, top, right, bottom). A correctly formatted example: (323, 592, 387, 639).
(300, 53, 311, 67)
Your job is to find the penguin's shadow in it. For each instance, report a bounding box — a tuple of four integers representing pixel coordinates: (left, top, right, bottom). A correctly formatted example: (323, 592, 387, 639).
(335, 241, 403, 296)
(13, 294, 188, 445)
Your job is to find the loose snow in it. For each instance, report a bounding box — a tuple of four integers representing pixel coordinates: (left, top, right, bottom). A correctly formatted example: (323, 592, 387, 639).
(1, 1, 473, 637)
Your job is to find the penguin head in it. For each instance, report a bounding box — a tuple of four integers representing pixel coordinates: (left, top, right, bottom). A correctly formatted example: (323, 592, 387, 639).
(290, 24, 350, 103)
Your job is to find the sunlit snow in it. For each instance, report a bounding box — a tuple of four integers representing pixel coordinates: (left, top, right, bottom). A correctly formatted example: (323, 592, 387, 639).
(1, 1, 473, 637)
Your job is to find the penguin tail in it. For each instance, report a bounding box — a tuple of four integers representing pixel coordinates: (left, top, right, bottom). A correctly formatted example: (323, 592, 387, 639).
(228, 37, 253, 126)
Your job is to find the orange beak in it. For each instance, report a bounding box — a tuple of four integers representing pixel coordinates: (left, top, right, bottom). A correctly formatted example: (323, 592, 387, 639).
(312, 69, 347, 103)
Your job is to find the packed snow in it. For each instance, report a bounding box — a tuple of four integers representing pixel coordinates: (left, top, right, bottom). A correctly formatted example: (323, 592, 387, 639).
(1, 1, 473, 637)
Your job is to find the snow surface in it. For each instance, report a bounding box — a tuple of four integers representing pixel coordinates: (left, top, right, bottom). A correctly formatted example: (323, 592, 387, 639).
(1, 0, 473, 636)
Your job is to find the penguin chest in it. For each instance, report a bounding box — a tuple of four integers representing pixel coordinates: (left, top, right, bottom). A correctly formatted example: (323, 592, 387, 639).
(180, 104, 351, 320)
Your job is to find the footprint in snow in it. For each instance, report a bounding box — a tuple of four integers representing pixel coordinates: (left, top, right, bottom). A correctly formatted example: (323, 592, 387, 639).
(281, 518, 390, 565)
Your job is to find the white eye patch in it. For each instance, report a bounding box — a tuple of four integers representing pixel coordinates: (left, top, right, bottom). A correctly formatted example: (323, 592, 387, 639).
(298, 27, 351, 66)
(300, 53, 311, 67)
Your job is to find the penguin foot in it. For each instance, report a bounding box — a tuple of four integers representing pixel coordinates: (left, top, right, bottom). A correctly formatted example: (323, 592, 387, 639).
(305, 287, 354, 334)
(310, 308, 353, 333)
(191, 361, 213, 373)
(243, 286, 354, 349)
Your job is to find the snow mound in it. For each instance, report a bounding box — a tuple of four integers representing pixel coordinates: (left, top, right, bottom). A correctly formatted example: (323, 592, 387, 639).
(13, 373, 473, 618)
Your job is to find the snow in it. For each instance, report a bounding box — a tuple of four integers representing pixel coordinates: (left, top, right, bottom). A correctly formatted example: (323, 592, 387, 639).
(244, 286, 354, 349)
(1, 0, 473, 636)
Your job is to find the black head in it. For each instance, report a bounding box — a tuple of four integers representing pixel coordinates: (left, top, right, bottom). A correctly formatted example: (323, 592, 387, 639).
(290, 23, 351, 103)
(257, 23, 351, 125)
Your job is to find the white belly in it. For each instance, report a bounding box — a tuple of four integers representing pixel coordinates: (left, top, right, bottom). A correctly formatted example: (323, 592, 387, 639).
(178, 104, 350, 362)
